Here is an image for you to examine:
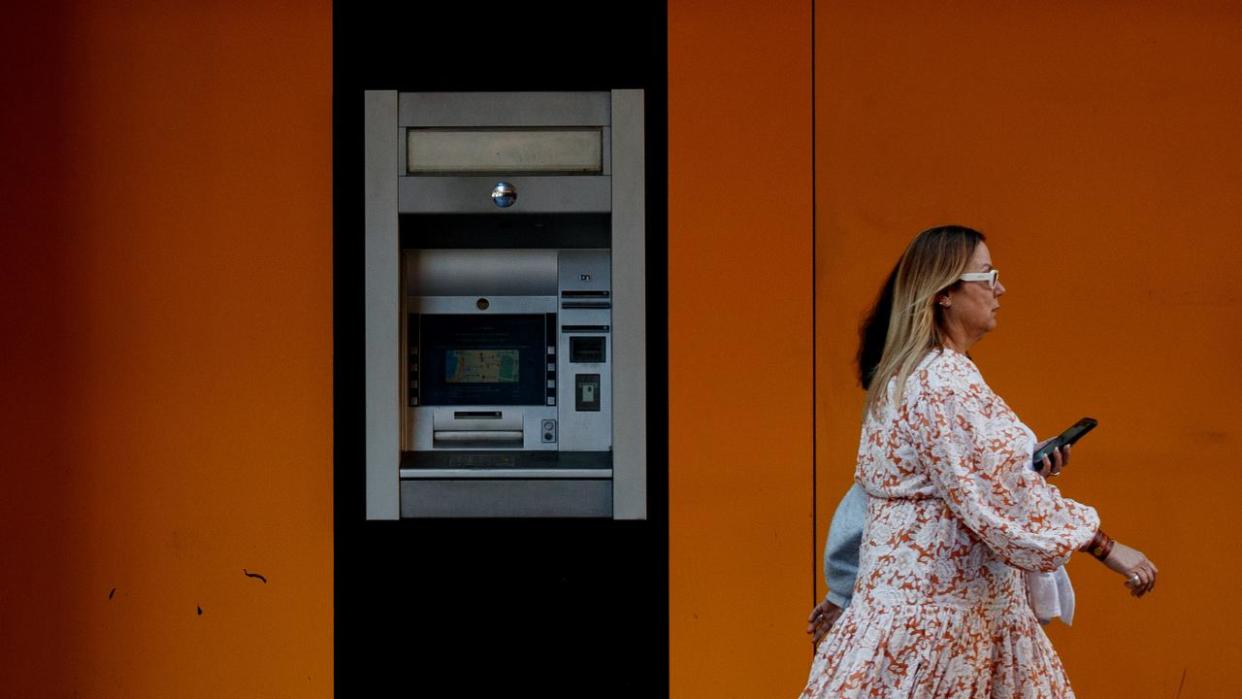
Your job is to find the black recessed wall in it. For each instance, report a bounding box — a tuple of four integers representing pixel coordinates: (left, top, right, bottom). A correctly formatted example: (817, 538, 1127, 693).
(333, 4, 668, 695)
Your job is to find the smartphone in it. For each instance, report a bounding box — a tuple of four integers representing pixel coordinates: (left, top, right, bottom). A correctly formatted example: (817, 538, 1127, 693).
(1031, 417, 1098, 471)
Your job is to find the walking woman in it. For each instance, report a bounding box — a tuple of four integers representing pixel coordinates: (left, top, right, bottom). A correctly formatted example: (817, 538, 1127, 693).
(799, 226, 1157, 697)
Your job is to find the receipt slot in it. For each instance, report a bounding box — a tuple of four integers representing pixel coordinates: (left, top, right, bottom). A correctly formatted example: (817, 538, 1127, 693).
(364, 91, 646, 519)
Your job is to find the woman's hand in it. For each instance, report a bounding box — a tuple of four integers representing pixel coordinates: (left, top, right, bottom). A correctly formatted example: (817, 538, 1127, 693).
(1103, 541, 1158, 597)
(806, 597, 843, 644)
(1034, 440, 1071, 477)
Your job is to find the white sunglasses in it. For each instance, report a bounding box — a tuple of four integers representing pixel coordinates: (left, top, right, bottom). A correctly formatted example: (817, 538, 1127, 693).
(959, 269, 999, 288)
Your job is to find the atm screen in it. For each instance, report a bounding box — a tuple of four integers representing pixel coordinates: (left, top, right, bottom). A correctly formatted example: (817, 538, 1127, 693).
(445, 349, 519, 384)
(419, 314, 546, 405)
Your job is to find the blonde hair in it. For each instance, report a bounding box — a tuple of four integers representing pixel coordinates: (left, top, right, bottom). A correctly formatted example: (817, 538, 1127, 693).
(863, 225, 986, 416)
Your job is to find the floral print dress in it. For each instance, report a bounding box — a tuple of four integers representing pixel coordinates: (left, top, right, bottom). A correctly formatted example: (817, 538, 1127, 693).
(800, 349, 1100, 698)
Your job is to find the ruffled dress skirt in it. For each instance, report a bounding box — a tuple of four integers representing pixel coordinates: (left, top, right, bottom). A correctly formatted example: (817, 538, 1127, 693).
(799, 592, 1074, 698)
(803, 350, 1096, 698)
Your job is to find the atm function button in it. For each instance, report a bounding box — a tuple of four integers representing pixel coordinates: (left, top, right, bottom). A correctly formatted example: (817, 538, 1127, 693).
(546, 397, 556, 406)
(547, 379, 556, 389)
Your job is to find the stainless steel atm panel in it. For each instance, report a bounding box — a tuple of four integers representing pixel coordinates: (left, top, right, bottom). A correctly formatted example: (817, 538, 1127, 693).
(364, 91, 646, 520)
(403, 248, 611, 454)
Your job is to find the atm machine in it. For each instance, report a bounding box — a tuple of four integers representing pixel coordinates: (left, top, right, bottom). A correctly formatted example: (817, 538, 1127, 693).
(364, 91, 646, 519)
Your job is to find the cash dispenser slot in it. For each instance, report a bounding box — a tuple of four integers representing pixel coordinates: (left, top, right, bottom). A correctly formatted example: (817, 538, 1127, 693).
(431, 409, 524, 448)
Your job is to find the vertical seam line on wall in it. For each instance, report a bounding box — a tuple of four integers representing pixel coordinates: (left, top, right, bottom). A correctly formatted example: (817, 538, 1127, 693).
(809, 0, 819, 610)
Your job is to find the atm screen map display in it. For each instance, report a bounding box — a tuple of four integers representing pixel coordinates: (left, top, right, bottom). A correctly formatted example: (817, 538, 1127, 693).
(418, 314, 545, 405)
(445, 349, 519, 384)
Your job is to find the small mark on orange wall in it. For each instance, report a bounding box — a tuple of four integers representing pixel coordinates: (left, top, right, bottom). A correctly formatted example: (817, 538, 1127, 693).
(196, 605, 203, 616)
(108, 587, 116, 600)
(243, 569, 268, 583)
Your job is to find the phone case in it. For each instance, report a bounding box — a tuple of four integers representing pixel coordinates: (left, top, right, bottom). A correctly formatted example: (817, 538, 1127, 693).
(1031, 418, 1098, 471)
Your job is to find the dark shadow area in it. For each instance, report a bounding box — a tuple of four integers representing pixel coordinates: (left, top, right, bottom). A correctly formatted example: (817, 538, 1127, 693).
(0, 2, 82, 694)
(334, 4, 669, 695)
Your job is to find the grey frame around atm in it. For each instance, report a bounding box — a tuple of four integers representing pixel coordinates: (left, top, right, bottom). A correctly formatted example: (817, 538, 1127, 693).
(363, 90, 646, 520)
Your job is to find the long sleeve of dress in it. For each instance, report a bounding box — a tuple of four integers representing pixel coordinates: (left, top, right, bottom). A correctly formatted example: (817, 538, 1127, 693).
(905, 383, 1099, 572)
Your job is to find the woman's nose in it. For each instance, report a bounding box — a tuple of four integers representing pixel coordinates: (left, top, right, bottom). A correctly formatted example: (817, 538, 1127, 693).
(994, 280, 1006, 296)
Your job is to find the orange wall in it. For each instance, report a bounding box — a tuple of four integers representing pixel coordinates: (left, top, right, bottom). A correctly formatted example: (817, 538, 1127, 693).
(7, 2, 1237, 696)
(669, 1, 815, 695)
(0, 2, 333, 696)
(814, 1, 1242, 696)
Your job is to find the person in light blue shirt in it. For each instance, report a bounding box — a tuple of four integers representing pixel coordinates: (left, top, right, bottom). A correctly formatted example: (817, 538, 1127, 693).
(805, 262, 898, 644)
(821, 482, 866, 611)
(804, 483, 866, 643)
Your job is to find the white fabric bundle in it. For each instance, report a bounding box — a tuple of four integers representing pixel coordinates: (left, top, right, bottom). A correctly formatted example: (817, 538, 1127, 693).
(1026, 566, 1075, 625)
